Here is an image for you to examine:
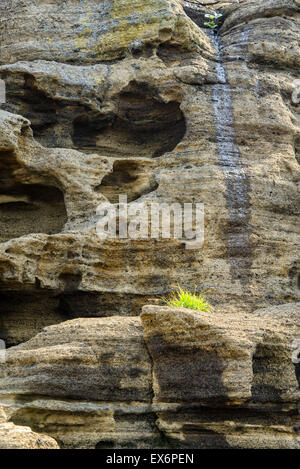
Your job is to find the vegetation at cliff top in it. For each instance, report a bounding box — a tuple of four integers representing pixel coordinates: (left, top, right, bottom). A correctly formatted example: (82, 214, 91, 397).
(164, 286, 212, 312)
(204, 12, 223, 30)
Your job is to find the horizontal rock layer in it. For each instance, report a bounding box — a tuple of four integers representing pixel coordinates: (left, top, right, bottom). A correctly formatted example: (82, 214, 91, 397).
(0, 0, 299, 449)
(0, 406, 59, 449)
(0, 304, 299, 449)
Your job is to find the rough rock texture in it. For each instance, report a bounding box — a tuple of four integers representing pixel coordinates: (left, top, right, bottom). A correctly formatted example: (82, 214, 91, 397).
(141, 304, 300, 449)
(0, 317, 158, 449)
(0, 0, 299, 449)
(141, 304, 300, 403)
(0, 0, 298, 316)
(0, 317, 156, 449)
(0, 304, 298, 449)
(0, 422, 59, 449)
(0, 405, 59, 449)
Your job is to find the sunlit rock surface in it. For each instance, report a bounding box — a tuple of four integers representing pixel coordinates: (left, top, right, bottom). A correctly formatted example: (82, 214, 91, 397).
(0, 0, 299, 449)
(0, 406, 59, 449)
(0, 304, 298, 449)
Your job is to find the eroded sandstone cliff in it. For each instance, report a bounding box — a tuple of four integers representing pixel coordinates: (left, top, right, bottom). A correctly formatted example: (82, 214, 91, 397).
(0, 0, 299, 449)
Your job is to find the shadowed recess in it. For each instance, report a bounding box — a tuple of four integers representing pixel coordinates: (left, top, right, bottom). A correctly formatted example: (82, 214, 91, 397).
(288, 261, 300, 294)
(72, 81, 186, 157)
(295, 136, 300, 165)
(0, 287, 156, 347)
(0, 73, 68, 148)
(96, 159, 158, 203)
(1, 74, 186, 157)
(0, 183, 67, 242)
(0, 149, 67, 242)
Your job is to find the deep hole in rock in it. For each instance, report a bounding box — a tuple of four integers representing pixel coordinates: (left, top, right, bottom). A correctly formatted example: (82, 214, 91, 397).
(1, 73, 86, 148)
(0, 291, 71, 347)
(0, 150, 67, 242)
(56, 291, 157, 319)
(2, 75, 186, 156)
(1, 72, 186, 157)
(2, 74, 62, 147)
(72, 81, 186, 157)
(22, 75, 59, 144)
(96, 159, 158, 203)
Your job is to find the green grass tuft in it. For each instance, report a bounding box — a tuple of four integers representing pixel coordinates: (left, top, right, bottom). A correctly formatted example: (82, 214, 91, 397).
(164, 286, 212, 312)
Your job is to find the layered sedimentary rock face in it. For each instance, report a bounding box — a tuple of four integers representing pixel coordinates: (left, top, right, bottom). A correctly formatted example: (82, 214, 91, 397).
(0, 304, 298, 449)
(0, 0, 299, 449)
(0, 406, 59, 449)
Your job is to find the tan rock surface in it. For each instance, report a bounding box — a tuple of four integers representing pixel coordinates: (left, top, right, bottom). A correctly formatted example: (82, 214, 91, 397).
(0, 0, 211, 65)
(0, 304, 298, 449)
(0, 422, 59, 449)
(0, 316, 152, 402)
(0, 406, 59, 449)
(0, 0, 298, 317)
(141, 303, 300, 448)
(0, 317, 156, 449)
(0, 0, 299, 449)
(141, 304, 300, 403)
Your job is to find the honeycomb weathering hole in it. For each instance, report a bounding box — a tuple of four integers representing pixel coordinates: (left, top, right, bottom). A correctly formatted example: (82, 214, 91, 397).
(0, 290, 71, 347)
(96, 159, 159, 203)
(2, 75, 186, 156)
(1, 73, 63, 148)
(73, 82, 186, 157)
(0, 183, 67, 242)
(0, 149, 68, 242)
(0, 289, 156, 347)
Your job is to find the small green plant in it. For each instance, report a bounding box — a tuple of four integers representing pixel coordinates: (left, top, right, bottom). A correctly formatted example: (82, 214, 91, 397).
(164, 286, 212, 312)
(204, 12, 223, 30)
